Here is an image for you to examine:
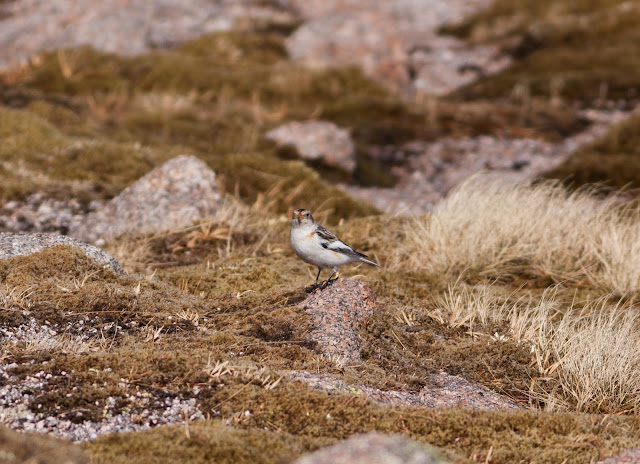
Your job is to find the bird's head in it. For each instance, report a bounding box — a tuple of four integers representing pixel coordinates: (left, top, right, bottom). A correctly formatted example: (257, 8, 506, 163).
(291, 209, 315, 227)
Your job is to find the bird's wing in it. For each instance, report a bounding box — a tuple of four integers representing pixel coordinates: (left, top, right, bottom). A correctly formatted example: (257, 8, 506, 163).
(315, 225, 338, 242)
(316, 225, 367, 259)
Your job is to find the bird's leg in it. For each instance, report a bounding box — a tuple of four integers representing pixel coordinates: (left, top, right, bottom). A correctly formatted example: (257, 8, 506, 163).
(306, 268, 322, 292)
(321, 268, 339, 289)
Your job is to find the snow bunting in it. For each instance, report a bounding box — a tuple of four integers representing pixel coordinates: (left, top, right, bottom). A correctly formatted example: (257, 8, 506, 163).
(290, 209, 379, 288)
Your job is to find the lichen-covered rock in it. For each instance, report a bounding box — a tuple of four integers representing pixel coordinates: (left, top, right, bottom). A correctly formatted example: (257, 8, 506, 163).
(597, 446, 640, 464)
(289, 371, 523, 410)
(0, 0, 294, 68)
(70, 155, 221, 244)
(285, 0, 507, 97)
(286, 12, 410, 94)
(301, 279, 376, 363)
(294, 432, 450, 464)
(266, 121, 357, 173)
(0, 232, 124, 274)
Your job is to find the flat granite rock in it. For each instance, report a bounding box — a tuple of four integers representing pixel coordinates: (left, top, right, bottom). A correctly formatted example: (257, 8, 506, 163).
(289, 371, 523, 411)
(0, 232, 124, 274)
(294, 432, 450, 464)
(265, 121, 357, 173)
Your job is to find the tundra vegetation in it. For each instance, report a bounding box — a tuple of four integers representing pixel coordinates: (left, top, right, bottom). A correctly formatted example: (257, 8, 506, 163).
(1, 1, 640, 462)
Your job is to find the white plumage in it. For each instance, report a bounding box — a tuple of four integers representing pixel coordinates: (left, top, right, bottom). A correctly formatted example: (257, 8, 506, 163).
(290, 209, 379, 287)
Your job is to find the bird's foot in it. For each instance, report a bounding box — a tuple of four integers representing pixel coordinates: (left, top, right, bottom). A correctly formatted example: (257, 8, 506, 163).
(319, 277, 338, 290)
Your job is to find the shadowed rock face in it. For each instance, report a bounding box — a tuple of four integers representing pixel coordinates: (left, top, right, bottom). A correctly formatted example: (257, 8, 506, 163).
(293, 432, 450, 464)
(70, 155, 222, 244)
(0, 232, 124, 274)
(301, 279, 376, 363)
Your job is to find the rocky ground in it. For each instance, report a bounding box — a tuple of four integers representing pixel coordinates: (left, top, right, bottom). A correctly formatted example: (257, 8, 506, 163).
(1, 0, 640, 463)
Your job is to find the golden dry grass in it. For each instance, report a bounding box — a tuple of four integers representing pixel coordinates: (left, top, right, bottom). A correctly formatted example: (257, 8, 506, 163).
(546, 298, 640, 413)
(396, 178, 640, 413)
(399, 176, 640, 293)
(427, 283, 640, 413)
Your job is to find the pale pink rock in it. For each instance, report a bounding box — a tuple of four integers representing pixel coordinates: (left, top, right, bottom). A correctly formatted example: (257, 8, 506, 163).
(286, 12, 410, 94)
(301, 279, 376, 362)
(70, 155, 221, 243)
(294, 432, 449, 464)
(266, 121, 357, 173)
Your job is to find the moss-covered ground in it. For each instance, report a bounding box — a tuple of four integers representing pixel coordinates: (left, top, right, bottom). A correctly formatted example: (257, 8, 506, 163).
(545, 112, 640, 190)
(2, 3, 640, 462)
(0, 215, 638, 463)
(441, 0, 640, 190)
(445, 0, 640, 106)
(0, 28, 593, 214)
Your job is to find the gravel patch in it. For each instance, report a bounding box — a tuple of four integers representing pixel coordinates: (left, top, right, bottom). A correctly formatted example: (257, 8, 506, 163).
(0, 319, 205, 442)
(0, 193, 100, 235)
(0, 370, 204, 442)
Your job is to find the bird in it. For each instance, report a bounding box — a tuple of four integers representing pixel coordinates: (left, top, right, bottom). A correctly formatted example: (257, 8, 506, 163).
(290, 208, 379, 289)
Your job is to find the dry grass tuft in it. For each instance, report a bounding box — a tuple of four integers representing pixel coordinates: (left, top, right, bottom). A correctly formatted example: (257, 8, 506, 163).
(429, 282, 640, 413)
(399, 176, 640, 293)
(430, 282, 512, 329)
(590, 220, 640, 294)
(204, 359, 283, 391)
(104, 197, 284, 273)
(0, 284, 35, 312)
(543, 299, 640, 413)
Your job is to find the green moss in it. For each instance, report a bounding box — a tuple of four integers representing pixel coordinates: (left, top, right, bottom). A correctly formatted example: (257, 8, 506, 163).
(0, 245, 109, 284)
(545, 113, 640, 188)
(0, 104, 375, 217)
(210, 155, 378, 219)
(86, 421, 327, 464)
(86, 380, 640, 464)
(0, 106, 180, 200)
(0, 32, 399, 209)
(1, 30, 590, 208)
(446, 0, 640, 104)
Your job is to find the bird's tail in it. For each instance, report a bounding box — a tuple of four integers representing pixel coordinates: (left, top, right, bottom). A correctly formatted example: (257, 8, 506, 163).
(359, 257, 380, 267)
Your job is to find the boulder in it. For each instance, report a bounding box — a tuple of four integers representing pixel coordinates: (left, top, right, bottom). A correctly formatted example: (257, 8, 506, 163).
(266, 121, 357, 173)
(301, 279, 376, 363)
(0, 423, 89, 464)
(70, 155, 221, 244)
(0, 232, 124, 274)
(286, 12, 410, 94)
(294, 432, 449, 464)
